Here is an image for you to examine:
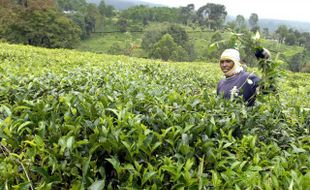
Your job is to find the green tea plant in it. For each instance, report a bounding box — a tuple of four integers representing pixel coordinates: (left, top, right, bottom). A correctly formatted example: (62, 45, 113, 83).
(0, 42, 309, 189)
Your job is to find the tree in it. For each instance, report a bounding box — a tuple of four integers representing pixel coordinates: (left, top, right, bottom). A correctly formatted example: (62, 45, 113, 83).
(2, 9, 80, 48)
(150, 34, 178, 61)
(179, 4, 195, 25)
(98, 0, 115, 17)
(84, 3, 100, 35)
(117, 17, 128, 32)
(262, 28, 269, 39)
(150, 34, 189, 61)
(235, 15, 247, 32)
(197, 3, 227, 30)
(141, 23, 194, 61)
(285, 33, 297, 46)
(0, 1, 15, 37)
(275, 25, 288, 44)
(302, 33, 310, 50)
(248, 13, 259, 32)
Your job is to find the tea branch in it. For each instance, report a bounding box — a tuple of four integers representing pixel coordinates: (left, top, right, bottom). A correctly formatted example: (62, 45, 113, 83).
(0, 143, 34, 190)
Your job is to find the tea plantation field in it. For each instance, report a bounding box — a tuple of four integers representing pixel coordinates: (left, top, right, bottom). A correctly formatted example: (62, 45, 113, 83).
(0, 43, 309, 189)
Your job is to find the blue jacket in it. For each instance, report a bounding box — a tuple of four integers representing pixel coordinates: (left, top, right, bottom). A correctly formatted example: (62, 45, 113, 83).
(217, 71, 260, 106)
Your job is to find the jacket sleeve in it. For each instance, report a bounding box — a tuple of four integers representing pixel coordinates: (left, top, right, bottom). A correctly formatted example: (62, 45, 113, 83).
(243, 74, 260, 106)
(249, 74, 260, 93)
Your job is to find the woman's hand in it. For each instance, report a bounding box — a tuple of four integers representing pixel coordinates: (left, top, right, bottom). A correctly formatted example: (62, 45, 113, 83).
(255, 48, 271, 59)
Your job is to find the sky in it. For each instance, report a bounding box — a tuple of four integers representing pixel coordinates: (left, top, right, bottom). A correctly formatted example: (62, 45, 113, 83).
(140, 0, 310, 22)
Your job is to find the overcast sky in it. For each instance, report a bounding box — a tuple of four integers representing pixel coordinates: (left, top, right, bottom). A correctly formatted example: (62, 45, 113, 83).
(140, 0, 309, 22)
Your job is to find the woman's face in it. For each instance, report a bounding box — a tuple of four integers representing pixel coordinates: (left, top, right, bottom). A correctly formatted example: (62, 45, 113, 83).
(220, 59, 234, 73)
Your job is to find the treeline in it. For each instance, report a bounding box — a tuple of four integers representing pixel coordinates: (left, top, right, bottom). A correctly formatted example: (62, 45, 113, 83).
(1, 0, 310, 72)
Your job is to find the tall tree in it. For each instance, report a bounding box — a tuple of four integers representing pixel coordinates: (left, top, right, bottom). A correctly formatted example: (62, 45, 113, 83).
(301, 32, 310, 50)
(179, 4, 195, 25)
(197, 3, 227, 30)
(98, 0, 115, 17)
(275, 25, 288, 44)
(235, 15, 247, 32)
(84, 3, 100, 34)
(262, 28, 269, 38)
(248, 13, 259, 32)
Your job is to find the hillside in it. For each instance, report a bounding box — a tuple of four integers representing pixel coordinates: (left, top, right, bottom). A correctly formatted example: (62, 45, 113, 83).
(0, 43, 309, 189)
(76, 31, 304, 68)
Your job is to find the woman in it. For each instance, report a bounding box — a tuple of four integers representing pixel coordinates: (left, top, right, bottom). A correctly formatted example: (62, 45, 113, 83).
(217, 48, 270, 106)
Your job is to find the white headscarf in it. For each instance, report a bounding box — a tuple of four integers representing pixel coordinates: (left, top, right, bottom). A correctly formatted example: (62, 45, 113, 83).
(220, 49, 243, 77)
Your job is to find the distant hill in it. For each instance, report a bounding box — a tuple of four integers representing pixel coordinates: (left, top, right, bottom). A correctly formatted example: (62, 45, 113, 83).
(86, 0, 163, 10)
(227, 15, 310, 32)
(259, 19, 310, 32)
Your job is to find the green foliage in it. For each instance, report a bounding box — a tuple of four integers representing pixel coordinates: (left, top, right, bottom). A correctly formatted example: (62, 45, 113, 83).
(202, 32, 226, 61)
(0, 42, 310, 189)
